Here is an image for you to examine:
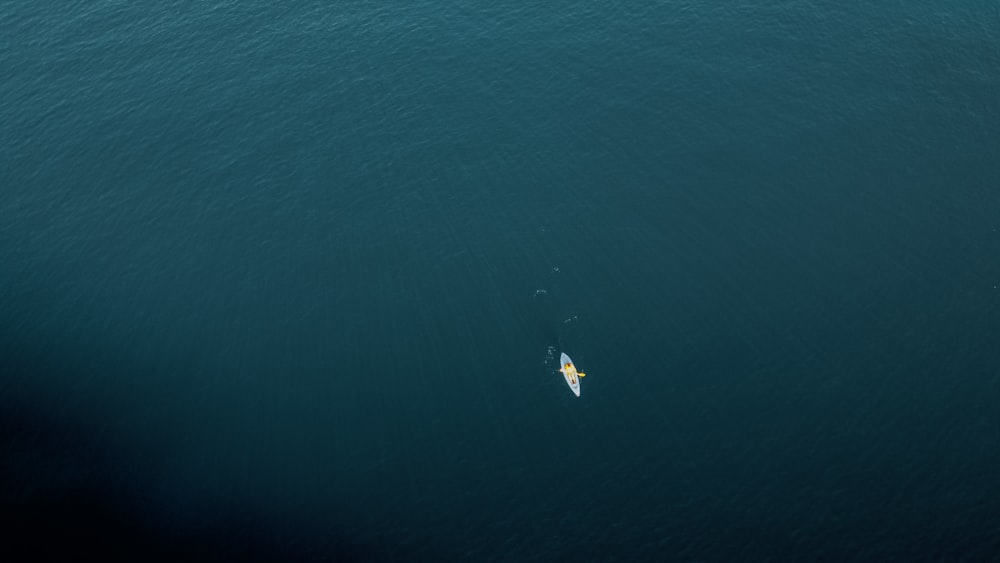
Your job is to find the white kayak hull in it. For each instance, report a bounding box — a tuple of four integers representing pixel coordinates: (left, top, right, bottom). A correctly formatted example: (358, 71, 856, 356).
(559, 352, 581, 397)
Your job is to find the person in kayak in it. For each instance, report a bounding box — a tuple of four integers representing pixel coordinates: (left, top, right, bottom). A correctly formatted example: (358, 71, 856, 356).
(562, 363, 585, 377)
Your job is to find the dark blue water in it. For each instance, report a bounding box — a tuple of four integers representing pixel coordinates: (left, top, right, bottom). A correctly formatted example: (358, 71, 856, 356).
(3, 2, 1000, 560)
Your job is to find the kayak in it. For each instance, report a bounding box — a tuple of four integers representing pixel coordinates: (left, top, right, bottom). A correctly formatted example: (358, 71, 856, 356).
(559, 352, 585, 397)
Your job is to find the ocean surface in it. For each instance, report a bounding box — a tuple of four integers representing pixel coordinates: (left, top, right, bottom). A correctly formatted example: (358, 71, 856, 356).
(3, 1, 999, 560)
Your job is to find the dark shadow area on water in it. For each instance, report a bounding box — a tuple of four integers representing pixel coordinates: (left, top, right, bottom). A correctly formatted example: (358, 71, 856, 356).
(0, 348, 417, 562)
(1, 408, 267, 561)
